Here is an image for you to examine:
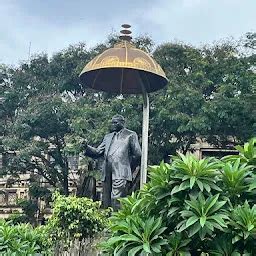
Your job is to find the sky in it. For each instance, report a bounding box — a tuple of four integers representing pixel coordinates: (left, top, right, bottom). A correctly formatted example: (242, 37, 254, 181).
(1, 0, 255, 65)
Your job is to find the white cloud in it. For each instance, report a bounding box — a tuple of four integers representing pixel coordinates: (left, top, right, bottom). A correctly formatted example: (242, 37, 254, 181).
(136, 0, 255, 45)
(0, 0, 255, 65)
(182, 0, 204, 8)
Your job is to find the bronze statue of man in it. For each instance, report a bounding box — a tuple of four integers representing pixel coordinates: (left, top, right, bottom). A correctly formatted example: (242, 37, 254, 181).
(83, 114, 141, 209)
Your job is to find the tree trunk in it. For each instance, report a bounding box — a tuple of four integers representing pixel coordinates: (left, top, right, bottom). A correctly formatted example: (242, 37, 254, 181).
(62, 167, 69, 196)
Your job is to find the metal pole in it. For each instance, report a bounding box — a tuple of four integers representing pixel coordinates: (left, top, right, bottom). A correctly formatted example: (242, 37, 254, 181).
(140, 90, 149, 188)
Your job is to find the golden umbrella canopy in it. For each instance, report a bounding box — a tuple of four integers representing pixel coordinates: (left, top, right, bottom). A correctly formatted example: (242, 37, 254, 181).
(79, 25, 168, 188)
(80, 37, 167, 94)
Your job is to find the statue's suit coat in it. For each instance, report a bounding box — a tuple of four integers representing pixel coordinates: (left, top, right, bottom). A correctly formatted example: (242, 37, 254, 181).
(85, 128, 141, 181)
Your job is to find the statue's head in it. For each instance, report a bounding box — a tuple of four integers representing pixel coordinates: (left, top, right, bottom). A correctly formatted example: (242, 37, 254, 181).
(111, 114, 125, 132)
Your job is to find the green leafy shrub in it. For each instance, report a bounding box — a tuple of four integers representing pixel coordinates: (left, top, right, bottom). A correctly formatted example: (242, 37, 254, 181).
(221, 159, 252, 203)
(230, 201, 256, 244)
(208, 234, 240, 256)
(166, 233, 191, 256)
(100, 216, 167, 255)
(223, 138, 256, 166)
(6, 212, 30, 224)
(101, 139, 256, 255)
(48, 191, 110, 242)
(171, 153, 221, 193)
(0, 219, 52, 255)
(177, 193, 228, 240)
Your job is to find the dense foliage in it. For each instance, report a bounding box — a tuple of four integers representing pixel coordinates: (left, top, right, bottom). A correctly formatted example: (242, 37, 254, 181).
(0, 192, 110, 255)
(100, 138, 256, 255)
(47, 192, 110, 242)
(1, 33, 255, 194)
(0, 219, 52, 255)
(7, 199, 38, 225)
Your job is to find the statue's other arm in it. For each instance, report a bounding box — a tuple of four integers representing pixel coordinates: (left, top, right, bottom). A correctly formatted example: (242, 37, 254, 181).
(84, 137, 106, 159)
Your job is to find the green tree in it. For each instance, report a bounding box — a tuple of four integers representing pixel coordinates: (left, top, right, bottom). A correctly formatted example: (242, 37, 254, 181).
(151, 36, 255, 162)
(1, 44, 96, 195)
(2, 95, 75, 195)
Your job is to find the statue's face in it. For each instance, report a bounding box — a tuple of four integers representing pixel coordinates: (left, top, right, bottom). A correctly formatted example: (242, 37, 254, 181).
(111, 118, 124, 132)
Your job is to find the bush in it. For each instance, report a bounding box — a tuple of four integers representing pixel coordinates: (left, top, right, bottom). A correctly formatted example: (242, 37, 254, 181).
(101, 138, 256, 255)
(47, 191, 110, 242)
(100, 215, 167, 255)
(0, 219, 52, 255)
(6, 213, 30, 225)
(2, 193, 110, 255)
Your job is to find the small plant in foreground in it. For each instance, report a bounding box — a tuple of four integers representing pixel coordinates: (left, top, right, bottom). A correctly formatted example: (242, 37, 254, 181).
(100, 216, 167, 255)
(0, 219, 52, 255)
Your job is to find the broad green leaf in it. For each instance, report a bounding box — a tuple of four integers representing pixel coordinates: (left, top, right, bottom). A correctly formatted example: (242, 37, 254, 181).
(186, 216, 198, 228)
(200, 216, 206, 227)
(190, 176, 196, 189)
(128, 245, 143, 256)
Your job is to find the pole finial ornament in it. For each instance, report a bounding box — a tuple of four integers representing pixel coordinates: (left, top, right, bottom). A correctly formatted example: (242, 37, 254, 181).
(119, 24, 132, 41)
